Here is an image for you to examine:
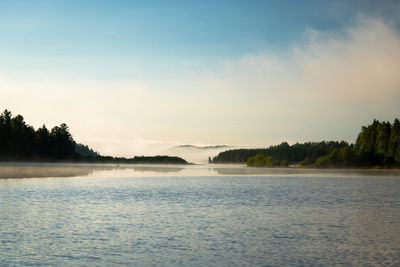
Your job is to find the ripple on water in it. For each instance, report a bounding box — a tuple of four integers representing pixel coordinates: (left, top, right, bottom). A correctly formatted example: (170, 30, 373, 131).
(1, 175, 400, 266)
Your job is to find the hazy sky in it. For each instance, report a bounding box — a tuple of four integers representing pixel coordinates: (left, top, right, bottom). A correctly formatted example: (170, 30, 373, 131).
(1, 0, 400, 157)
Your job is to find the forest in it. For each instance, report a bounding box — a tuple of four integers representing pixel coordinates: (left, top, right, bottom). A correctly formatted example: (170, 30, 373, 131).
(212, 141, 349, 164)
(213, 119, 400, 168)
(0, 109, 187, 164)
(307, 119, 400, 168)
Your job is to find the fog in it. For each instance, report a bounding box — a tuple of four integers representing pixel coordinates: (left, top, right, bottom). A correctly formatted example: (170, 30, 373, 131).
(164, 145, 234, 164)
(1, 163, 400, 179)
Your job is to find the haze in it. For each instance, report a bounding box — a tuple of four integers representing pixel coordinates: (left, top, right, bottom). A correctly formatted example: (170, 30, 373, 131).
(1, 1, 400, 158)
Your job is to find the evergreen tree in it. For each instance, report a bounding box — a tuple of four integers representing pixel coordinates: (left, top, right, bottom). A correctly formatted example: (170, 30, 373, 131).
(34, 125, 51, 159)
(389, 119, 400, 163)
(49, 123, 75, 159)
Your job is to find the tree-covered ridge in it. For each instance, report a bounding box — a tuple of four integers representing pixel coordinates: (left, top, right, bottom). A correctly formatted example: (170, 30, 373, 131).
(211, 141, 349, 164)
(212, 119, 400, 168)
(0, 109, 188, 164)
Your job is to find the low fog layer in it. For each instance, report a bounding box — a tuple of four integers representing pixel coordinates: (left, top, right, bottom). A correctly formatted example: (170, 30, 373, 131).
(1, 163, 400, 179)
(165, 145, 233, 164)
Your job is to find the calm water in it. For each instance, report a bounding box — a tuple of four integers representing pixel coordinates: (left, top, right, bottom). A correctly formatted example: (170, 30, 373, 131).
(1, 164, 400, 266)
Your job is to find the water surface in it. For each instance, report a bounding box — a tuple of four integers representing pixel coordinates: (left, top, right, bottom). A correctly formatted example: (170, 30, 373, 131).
(1, 164, 400, 266)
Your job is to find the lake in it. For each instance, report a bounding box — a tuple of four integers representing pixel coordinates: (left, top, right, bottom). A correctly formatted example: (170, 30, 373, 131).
(1, 163, 400, 266)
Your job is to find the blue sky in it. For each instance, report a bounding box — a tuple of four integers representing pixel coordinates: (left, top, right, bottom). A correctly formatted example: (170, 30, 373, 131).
(2, 0, 397, 80)
(1, 1, 400, 160)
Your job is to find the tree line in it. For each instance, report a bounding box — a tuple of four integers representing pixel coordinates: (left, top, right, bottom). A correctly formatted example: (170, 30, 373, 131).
(212, 118, 400, 168)
(247, 154, 288, 167)
(211, 141, 348, 164)
(308, 119, 400, 168)
(0, 109, 76, 160)
(0, 109, 187, 164)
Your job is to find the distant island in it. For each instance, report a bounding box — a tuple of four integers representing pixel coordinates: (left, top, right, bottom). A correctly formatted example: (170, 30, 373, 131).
(0, 109, 187, 164)
(169, 144, 232, 164)
(212, 119, 400, 169)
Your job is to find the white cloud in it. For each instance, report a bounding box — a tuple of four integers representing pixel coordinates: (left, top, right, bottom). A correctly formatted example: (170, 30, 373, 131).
(191, 17, 400, 142)
(1, 17, 400, 159)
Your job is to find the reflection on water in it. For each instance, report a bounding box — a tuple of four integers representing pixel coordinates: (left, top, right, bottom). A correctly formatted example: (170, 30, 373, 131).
(0, 164, 400, 266)
(0, 163, 186, 179)
(0, 164, 98, 178)
(1, 163, 400, 179)
(131, 165, 184, 173)
(213, 166, 400, 177)
(1, 173, 400, 266)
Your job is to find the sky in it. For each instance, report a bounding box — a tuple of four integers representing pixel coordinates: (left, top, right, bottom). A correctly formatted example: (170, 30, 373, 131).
(1, 0, 400, 160)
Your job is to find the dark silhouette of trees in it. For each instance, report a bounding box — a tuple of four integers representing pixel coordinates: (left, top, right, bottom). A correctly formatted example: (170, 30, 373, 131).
(0, 109, 188, 164)
(0, 110, 76, 161)
(34, 125, 51, 158)
(131, 156, 187, 164)
(75, 143, 99, 157)
(0, 109, 12, 159)
(49, 123, 75, 159)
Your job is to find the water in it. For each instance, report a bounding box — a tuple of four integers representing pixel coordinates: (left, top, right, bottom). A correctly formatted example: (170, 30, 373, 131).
(1, 164, 400, 266)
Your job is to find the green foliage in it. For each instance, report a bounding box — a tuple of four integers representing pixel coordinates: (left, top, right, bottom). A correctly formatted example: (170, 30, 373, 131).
(353, 118, 400, 167)
(300, 157, 314, 166)
(213, 141, 348, 164)
(389, 119, 400, 163)
(247, 154, 288, 168)
(313, 146, 358, 168)
(299, 119, 400, 168)
(214, 118, 400, 168)
(302, 117, 400, 168)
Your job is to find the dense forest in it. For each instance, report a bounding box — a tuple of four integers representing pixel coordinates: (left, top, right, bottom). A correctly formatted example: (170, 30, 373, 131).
(0, 109, 187, 164)
(213, 119, 400, 168)
(247, 154, 289, 167)
(212, 141, 349, 164)
(308, 119, 400, 168)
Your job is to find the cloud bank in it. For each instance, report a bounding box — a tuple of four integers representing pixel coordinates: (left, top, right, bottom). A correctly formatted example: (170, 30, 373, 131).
(1, 17, 400, 159)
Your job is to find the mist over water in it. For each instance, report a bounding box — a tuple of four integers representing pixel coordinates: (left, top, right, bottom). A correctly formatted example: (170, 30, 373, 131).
(165, 145, 233, 164)
(1, 164, 400, 265)
(2, 163, 400, 179)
